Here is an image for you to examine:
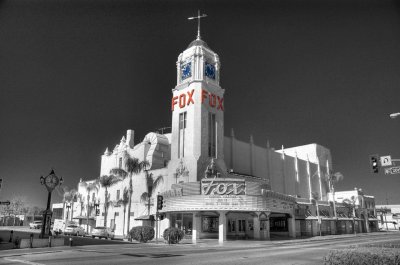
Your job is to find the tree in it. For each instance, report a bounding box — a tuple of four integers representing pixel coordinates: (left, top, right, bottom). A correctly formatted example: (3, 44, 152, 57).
(324, 172, 344, 218)
(62, 188, 78, 222)
(63, 188, 78, 221)
(343, 196, 357, 234)
(110, 156, 149, 236)
(8, 196, 25, 226)
(116, 188, 129, 237)
(76, 193, 85, 217)
(82, 181, 99, 234)
(140, 171, 163, 216)
(312, 192, 321, 236)
(97, 175, 121, 227)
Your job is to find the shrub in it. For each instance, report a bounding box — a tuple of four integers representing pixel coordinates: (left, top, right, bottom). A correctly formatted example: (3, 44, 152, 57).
(323, 247, 400, 265)
(129, 226, 155, 243)
(163, 227, 184, 244)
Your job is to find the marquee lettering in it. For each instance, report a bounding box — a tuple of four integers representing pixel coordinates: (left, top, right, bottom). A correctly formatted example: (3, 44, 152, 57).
(171, 89, 224, 111)
(161, 188, 183, 198)
(201, 178, 245, 196)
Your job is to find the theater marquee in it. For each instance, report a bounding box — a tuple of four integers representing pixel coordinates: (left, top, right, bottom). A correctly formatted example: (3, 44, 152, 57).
(201, 178, 245, 196)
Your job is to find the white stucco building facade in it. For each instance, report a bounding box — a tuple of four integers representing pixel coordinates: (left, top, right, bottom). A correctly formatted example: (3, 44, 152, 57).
(60, 28, 378, 242)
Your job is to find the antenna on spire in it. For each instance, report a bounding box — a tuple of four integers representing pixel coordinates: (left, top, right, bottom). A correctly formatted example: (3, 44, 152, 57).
(188, 10, 207, 40)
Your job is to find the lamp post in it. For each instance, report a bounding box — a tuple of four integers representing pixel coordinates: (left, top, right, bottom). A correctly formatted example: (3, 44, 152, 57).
(40, 169, 63, 238)
(86, 195, 91, 234)
(66, 203, 71, 221)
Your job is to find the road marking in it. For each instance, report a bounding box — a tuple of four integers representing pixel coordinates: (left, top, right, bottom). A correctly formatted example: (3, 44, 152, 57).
(4, 258, 44, 265)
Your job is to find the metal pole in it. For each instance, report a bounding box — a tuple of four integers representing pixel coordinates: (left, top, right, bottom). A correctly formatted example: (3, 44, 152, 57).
(41, 191, 51, 238)
(86, 196, 91, 235)
(155, 210, 158, 243)
(384, 209, 388, 230)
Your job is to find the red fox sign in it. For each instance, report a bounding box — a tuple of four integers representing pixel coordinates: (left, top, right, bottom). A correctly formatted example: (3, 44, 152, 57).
(171, 89, 224, 111)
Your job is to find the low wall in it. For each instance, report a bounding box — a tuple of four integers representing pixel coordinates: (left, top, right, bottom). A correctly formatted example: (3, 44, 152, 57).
(0, 242, 14, 250)
(19, 238, 64, 248)
(0, 230, 65, 249)
(0, 230, 41, 242)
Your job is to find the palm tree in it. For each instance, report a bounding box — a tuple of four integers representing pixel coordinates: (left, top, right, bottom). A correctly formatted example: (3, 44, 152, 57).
(62, 188, 78, 222)
(97, 175, 121, 227)
(70, 189, 79, 220)
(110, 156, 149, 236)
(343, 196, 357, 234)
(312, 192, 321, 236)
(116, 188, 129, 237)
(324, 172, 344, 218)
(140, 171, 164, 216)
(82, 181, 99, 234)
(77, 193, 85, 216)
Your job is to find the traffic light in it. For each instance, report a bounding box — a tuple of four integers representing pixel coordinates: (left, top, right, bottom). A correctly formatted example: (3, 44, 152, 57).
(370, 154, 379, 173)
(96, 209, 100, 216)
(157, 195, 164, 210)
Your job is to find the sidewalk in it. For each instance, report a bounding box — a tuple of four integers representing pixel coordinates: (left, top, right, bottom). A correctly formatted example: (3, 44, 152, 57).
(0, 231, 396, 258)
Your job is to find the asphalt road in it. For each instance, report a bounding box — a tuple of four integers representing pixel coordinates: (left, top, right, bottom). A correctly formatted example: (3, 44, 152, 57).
(1, 232, 399, 265)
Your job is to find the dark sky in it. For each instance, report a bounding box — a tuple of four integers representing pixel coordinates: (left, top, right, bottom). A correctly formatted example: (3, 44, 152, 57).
(1, 0, 400, 207)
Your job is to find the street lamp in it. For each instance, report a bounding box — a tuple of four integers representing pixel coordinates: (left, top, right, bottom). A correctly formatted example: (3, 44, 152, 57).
(389, 112, 400, 119)
(40, 169, 63, 238)
(66, 203, 71, 221)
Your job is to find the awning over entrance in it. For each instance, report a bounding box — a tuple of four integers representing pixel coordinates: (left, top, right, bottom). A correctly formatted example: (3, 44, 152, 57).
(134, 215, 154, 221)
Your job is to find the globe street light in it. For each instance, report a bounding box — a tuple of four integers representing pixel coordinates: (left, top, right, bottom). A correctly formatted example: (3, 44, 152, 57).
(40, 169, 63, 238)
(390, 112, 400, 119)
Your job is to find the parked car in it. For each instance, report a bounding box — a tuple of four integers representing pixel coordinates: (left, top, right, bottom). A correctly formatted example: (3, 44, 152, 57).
(29, 220, 42, 229)
(52, 219, 65, 235)
(91, 226, 114, 239)
(63, 224, 86, 236)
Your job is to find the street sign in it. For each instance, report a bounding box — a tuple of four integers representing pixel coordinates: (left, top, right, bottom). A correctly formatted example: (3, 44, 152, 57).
(381, 155, 392, 167)
(384, 166, 400, 175)
(0, 201, 10, 205)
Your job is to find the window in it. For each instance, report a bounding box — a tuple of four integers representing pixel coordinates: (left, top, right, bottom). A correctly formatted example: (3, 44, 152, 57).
(270, 217, 288, 232)
(228, 220, 236, 232)
(208, 113, 216, 157)
(238, 220, 246, 232)
(178, 112, 187, 158)
(202, 216, 218, 233)
(119, 157, 122, 168)
(116, 190, 120, 200)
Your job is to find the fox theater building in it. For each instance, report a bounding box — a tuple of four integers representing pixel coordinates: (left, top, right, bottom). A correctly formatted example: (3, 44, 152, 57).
(68, 25, 379, 243)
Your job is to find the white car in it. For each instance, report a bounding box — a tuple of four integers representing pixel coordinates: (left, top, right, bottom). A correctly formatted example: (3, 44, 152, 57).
(91, 227, 115, 239)
(52, 219, 65, 235)
(63, 224, 86, 236)
(29, 220, 42, 229)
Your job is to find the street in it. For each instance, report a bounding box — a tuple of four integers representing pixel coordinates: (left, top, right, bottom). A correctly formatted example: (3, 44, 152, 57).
(1, 232, 399, 265)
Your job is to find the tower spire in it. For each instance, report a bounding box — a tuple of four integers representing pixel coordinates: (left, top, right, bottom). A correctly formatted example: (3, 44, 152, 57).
(188, 10, 207, 40)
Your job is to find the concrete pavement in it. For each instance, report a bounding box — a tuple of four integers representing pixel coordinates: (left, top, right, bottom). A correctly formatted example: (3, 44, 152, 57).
(1, 232, 400, 265)
(0, 230, 398, 259)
